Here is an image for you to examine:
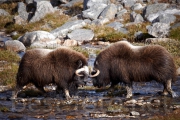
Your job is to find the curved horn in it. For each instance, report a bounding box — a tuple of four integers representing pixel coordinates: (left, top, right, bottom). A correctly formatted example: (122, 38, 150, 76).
(75, 66, 89, 76)
(89, 69, 100, 77)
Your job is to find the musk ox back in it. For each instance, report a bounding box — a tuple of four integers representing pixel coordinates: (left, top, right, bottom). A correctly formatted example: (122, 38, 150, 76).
(13, 47, 89, 99)
(91, 41, 177, 98)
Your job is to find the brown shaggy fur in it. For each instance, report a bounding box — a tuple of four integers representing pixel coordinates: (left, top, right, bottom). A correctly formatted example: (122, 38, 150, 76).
(92, 41, 177, 98)
(14, 47, 88, 99)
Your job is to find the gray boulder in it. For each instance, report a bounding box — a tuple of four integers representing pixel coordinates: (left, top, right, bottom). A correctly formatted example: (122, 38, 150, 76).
(153, 14, 176, 24)
(5, 40, 26, 53)
(143, 3, 169, 20)
(91, 18, 109, 25)
(14, 2, 29, 25)
(164, 8, 180, 15)
(29, 1, 55, 23)
(116, 9, 127, 19)
(107, 22, 124, 29)
(130, 12, 144, 23)
(98, 4, 117, 20)
(121, 0, 136, 8)
(18, 31, 56, 47)
(50, 20, 87, 38)
(67, 29, 94, 42)
(84, 0, 110, 9)
(0, 9, 9, 16)
(82, 3, 107, 20)
(61, 0, 83, 8)
(131, 3, 143, 11)
(148, 22, 170, 38)
(107, 22, 128, 34)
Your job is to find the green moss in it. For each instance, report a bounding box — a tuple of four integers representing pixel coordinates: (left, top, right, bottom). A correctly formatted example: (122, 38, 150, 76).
(0, 106, 9, 112)
(0, 50, 20, 87)
(152, 40, 180, 67)
(169, 27, 180, 41)
(71, 46, 89, 58)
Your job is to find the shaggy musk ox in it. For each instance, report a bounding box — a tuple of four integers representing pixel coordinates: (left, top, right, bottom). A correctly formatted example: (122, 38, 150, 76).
(90, 41, 178, 98)
(13, 47, 89, 99)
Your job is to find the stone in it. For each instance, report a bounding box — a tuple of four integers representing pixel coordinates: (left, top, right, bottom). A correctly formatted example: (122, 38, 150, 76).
(143, 3, 169, 20)
(107, 21, 124, 30)
(116, 9, 127, 19)
(121, 0, 136, 8)
(51, 20, 87, 38)
(67, 29, 94, 42)
(98, 4, 117, 20)
(82, 3, 107, 20)
(5, 40, 26, 53)
(18, 31, 56, 47)
(145, 38, 170, 43)
(130, 12, 144, 23)
(131, 3, 143, 11)
(153, 13, 176, 24)
(91, 18, 109, 25)
(17, 2, 29, 21)
(130, 111, 140, 116)
(0, 9, 9, 16)
(62, 39, 78, 47)
(29, 1, 55, 23)
(147, 22, 170, 38)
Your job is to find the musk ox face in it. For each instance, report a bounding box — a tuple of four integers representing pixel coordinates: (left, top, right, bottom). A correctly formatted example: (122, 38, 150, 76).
(90, 41, 178, 98)
(74, 65, 89, 86)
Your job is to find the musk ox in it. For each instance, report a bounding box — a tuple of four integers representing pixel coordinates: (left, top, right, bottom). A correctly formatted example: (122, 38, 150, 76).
(13, 47, 89, 99)
(90, 41, 178, 98)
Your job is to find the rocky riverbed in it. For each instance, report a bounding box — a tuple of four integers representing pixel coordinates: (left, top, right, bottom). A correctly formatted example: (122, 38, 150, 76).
(0, 76, 180, 120)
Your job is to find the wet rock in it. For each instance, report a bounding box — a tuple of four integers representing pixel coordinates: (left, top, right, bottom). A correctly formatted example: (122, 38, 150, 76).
(29, 1, 55, 23)
(51, 20, 86, 38)
(67, 29, 94, 42)
(124, 99, 137, 104)
(130, 111, 140, 116)
(151, 99, 161, 103)
(0, 9, 10, 16)
(147, 22, 170, 38)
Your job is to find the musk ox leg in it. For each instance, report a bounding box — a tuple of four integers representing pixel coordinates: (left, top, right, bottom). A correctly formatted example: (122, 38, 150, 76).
(163, 79, 178, 98)
(64, 88, 71, 100)
(11, 85, 24, 99)
(125, 84, 133, 98)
